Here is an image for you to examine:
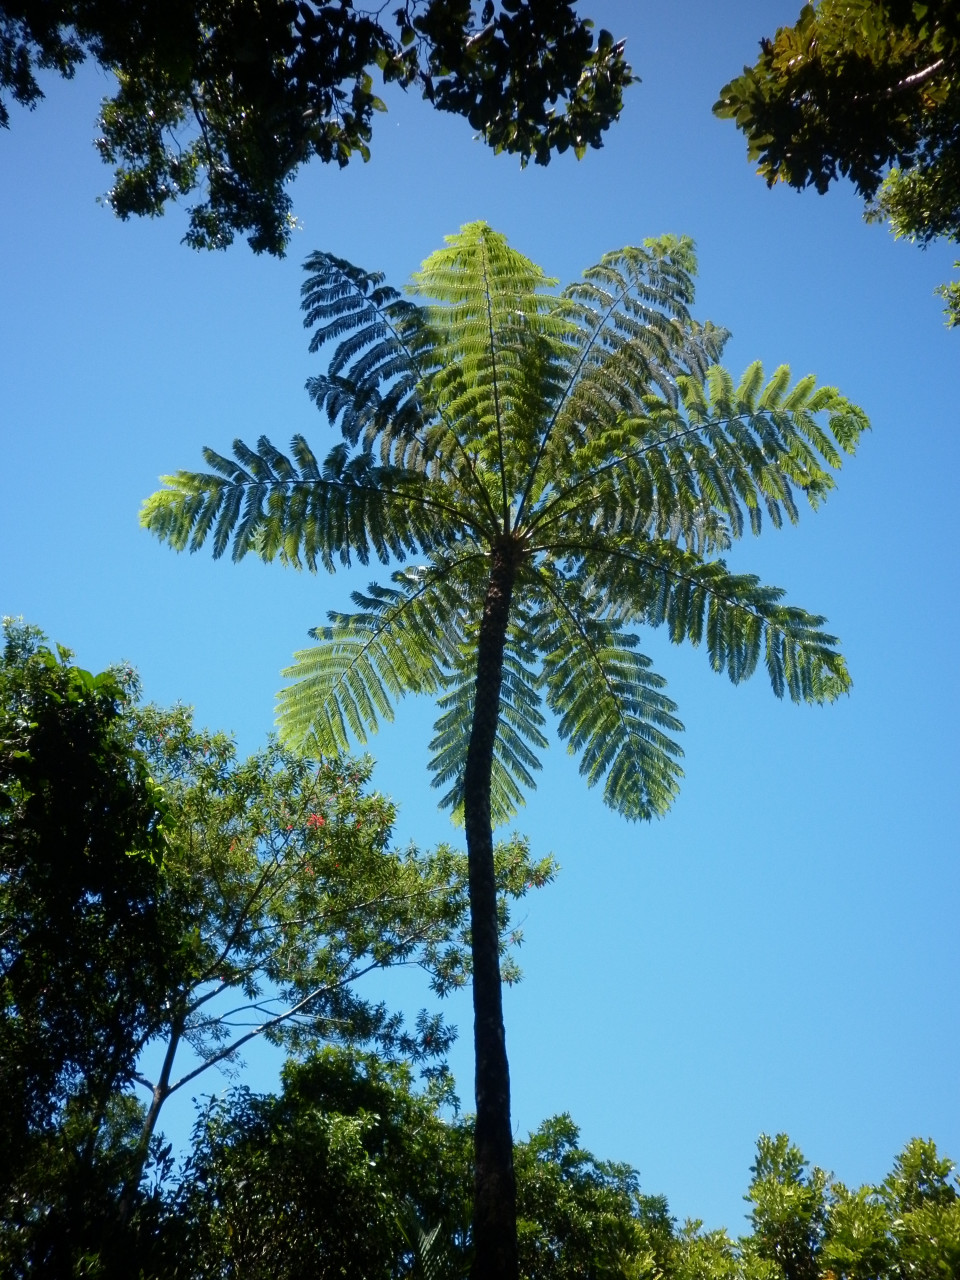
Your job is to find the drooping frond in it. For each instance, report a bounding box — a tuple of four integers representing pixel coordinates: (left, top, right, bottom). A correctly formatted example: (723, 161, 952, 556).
(139, 435, 470, 569)
(301, 251, 427, 448)
(584, 540, 852, 701)
(429, 609, 548, 826)
(531, 566, 684, 821)
(276, 557, 480, 752)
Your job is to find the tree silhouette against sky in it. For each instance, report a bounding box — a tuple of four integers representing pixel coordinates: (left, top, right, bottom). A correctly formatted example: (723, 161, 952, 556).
(143, 222, 867, 1279)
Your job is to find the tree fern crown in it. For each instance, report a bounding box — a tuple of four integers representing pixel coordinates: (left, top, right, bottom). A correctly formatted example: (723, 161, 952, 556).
(141, 222, 868, 826)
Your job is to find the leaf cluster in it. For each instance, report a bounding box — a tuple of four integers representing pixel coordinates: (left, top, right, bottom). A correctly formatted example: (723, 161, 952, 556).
(0, 0, 632, 254)
(0, 618, 170, 1176)
(714, 1, 960, 322)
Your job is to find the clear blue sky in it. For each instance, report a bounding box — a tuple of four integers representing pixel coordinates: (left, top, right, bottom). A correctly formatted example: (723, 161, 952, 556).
(2, 0, 958, 1233)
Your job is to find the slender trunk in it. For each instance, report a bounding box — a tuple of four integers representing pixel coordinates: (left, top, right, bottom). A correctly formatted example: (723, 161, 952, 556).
(464, 539, 519, 1280)
(118, 1014, 183, 1227)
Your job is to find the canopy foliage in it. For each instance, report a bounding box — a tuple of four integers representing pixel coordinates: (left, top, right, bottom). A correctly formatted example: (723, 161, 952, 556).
(144, 222, 867, 828)
(0, 0, 631, 254)
(715, 0, 960, 323)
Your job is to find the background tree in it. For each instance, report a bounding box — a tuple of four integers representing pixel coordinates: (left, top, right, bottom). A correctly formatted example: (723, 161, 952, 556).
(142, 222, 867, 1279)
(714, 0, 960, 323)
(172, 1047, 472, 1279)
(126, 701, 551, 1188)
(742, 1134, 828, 1280)
(876, 1136, 960, 1277)
(0, 618, 172, 1275)
(172, 1055, 679, 1280)
(513, 1113, 676, 1280)
(170, 1082, 960, 1280)
(0, 0, 632, 254)
(0, 622, 550, 1276)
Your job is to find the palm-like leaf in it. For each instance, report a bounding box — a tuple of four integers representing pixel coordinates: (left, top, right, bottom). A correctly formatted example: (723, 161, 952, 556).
(528, 564, 684, 820)
(429, 609, 548, 825)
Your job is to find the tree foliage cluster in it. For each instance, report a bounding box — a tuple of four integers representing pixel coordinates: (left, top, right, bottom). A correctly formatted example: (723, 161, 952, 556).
(0, 623, 167, 1176)
(715, 1, 960, 323)
(0, 0, 631, 254)
(0, 617, 552, 1276)
(17, 1031, 958, 1280)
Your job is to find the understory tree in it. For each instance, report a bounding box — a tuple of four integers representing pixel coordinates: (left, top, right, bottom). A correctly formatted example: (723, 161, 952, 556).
(126, 701, 550, 1190)
(0, 0, 632, 254)
(0, 620, 550, 1276)
(143, 222, 868, 1278)
(0, 618, 171, 1275)
(715, 0, 960, 323)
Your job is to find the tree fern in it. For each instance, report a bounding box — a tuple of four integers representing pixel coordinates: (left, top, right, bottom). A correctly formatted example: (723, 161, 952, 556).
(142, 221, 868, 1280)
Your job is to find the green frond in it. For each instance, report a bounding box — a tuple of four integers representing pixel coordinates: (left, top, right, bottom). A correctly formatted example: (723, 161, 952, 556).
(542, 362, 869, 544)
(277, 561, 473, 751)
(141, 436, 466, 570)
(586, 541, 852, 702)
(531, 569, 684, 821)
(429, 619, 548, 826)
(513, 241, 731, 526)
(408, 222, 571, 515)
(410, 221, 557, 310)
(301, 251, 428, 447)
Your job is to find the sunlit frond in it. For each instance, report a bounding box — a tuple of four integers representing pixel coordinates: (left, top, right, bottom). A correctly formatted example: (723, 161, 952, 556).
(140, 435, 468, 569)
(526, 363, 867, 553)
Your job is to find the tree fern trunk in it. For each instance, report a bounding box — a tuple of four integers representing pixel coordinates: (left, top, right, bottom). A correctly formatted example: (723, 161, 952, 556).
(464, 539, 519, 1280)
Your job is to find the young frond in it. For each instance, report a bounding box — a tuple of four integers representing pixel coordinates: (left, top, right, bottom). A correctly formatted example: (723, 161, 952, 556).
(410, 222, 556, 314)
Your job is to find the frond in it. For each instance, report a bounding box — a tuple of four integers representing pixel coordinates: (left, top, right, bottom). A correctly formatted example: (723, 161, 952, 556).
(140, 436, 469, 570)
(532, 568, 684, 821)
(276, 559, 476, 752)
(410, 222, 571, 511)
(301, 251, 428, 447)
(429, 610, 548, 826)
(525, 363, 868, 552)
(585, 540, 852, 702)
(514, 236, 730, 524)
